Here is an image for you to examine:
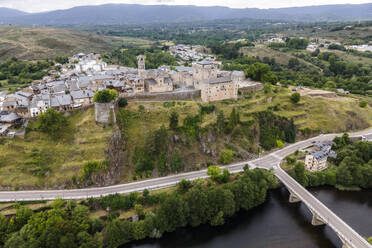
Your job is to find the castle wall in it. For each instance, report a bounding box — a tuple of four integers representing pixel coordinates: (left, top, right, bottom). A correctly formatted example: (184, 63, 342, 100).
(125, 89, 200, 101)
(201, 81, 238, 103)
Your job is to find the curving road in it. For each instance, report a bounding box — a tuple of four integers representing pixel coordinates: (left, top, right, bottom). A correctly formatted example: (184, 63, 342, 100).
(1, 128, 371, 248)
(0, 128, 371, 202)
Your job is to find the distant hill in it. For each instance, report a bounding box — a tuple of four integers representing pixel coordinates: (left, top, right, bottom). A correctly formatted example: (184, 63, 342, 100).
(0, 8, 27, 18)
(0, 26, 152, 61)
(0, 3, 371, 26)
(0, 7, 26, 18)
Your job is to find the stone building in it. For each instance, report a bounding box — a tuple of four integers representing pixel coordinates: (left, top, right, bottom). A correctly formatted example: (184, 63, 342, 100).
(145, 77, 173, 93)
(192, 61, 218, 90)
(94, 101, 116, 124)
(304, 151, 328, 172)
(200, 77, 238, 102)
(137, 55, 174, 93)
(169, 66, 194, 87)
(304, 141, 336, 172)
(138, 55, 146, 78)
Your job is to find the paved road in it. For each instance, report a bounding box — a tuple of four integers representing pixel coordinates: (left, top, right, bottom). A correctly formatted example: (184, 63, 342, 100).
(1, 128, 371, 248)
(0, 128, 371, 202)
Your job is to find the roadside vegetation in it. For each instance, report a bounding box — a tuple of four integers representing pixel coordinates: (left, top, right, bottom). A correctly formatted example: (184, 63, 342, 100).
(286, 134, 372, 191)
(0, 168, 277, 248)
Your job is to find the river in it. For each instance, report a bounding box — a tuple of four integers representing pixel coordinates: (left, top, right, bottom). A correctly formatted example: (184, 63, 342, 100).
(124, 187, 372, 248)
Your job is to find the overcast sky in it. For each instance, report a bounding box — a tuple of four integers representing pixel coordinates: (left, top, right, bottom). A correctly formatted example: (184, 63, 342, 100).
(0, 0, 371, 12)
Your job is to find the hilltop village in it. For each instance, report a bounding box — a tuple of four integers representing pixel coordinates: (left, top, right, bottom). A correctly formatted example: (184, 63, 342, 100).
(0, 52, 262, 136)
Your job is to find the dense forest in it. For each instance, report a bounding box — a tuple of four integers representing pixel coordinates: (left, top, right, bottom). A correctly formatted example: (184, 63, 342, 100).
(218, 44, 372, 95)
(86, 19, 288, 45)
(0, 169, 277, 248)
(0, 57, 53, 87)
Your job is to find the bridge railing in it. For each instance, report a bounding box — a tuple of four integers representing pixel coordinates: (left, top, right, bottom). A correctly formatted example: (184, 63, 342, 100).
(275, 167, 372, 248)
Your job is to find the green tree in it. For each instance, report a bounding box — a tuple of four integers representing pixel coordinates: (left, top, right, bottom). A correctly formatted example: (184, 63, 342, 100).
(290, 92, 301, 103)
(263, 83, 272, 94)
(216, 111, 225, 133)
(169, 111, 179, 130)
(106, 219, 133, 248)
(156, 194, 189, 233)
(55, 56, 69, 64)
(207, 165, 222, 181)
(177, 179, 191, 194)
(245, 62, 276, 84)
(220, 150, 234, 165)
(170, 149, 184, 173)
(276, 140, 284, 148)
(93, 89, 118, 103)
(359, 100, 368, 108)
(37, 108, 70, 139)
(118, 97, 128, 108)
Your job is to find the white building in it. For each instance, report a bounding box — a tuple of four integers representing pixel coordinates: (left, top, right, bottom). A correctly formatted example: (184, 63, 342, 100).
(305, 151, 328, 172)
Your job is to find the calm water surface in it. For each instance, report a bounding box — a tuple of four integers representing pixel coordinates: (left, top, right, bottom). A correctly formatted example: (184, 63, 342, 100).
(124, 187, 372, 248)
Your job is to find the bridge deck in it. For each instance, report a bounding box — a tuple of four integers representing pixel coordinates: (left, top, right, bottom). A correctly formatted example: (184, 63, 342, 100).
(275, 168, 372, 248)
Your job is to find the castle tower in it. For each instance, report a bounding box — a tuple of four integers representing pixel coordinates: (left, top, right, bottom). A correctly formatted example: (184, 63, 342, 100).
(138, 55, 145, 78)
(192, 60, 218, 90)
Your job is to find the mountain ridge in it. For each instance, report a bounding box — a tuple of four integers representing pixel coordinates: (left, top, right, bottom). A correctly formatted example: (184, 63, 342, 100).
(0, 3, 371, 25)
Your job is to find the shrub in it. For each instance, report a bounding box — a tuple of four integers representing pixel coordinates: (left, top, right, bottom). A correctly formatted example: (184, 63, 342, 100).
(207, 166, 230, 183)
(285, 156, 296, 164)
(118, 97, 128, 108)
(81, 160, 108, 180)
(276, 140, 284, 148)
(199, 104, 215, 115)
(290, 92, 301, 103)
(138, 105, 145, 112)
(37, 108, 70, 139)
(170, 149, 184, 173)
(169, 111, 179, 130)
(220, 149, 234, 165)
(207, 165, 222, 181)
(359, 100, 368, 108)
(93, 89, 118, 103)
(263, 83, 272, 94)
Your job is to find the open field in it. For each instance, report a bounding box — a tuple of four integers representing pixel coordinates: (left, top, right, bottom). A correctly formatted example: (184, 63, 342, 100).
(0, 26, 153, 61)
(280, 26, 372, 45)
(0, 107, 113, 189)
(241, 44, 321, 70)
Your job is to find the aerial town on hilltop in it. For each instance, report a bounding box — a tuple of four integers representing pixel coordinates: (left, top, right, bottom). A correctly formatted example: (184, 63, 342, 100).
(0, 51, 263, 137)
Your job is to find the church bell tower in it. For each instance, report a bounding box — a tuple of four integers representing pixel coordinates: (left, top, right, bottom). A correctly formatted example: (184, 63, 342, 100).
(138, 55, 145, 78)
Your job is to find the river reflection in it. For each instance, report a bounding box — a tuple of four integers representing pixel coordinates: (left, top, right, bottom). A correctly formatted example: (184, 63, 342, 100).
(123, 187, 372, 248)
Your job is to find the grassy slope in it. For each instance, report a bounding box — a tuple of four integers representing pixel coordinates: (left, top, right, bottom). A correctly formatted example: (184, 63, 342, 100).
(240, 45, 322, 70)
(0, 26, 153, 61)
(0, 88, 370, 188)
(0, 107, 113, 188)
(119, 88, 372, 182)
